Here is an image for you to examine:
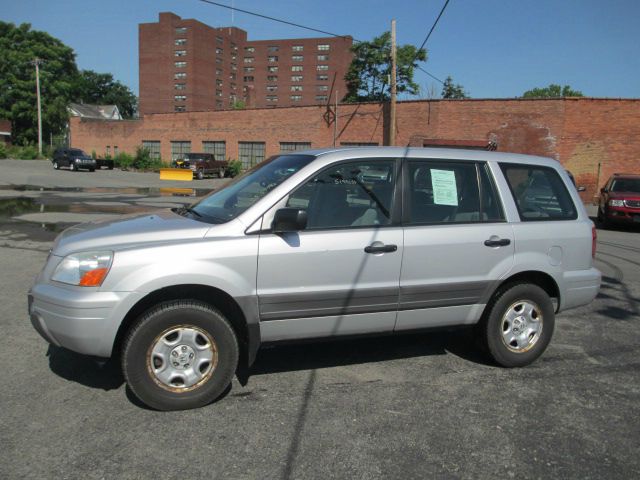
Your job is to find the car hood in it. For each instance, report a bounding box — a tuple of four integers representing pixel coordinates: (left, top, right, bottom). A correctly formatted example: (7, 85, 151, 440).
(52, 210, 211, 257)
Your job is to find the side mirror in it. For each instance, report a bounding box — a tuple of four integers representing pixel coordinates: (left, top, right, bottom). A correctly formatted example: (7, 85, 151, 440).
(577, 186, 586, 192)
(600, 188, 607, 194)
(272, 208, 307, 233)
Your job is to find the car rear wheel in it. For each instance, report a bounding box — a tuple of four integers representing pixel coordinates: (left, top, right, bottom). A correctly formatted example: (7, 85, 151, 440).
(196, 170, 204, 180)
(480, 283, 554, 367)
(218, 169, 225, 179)
(122, 300, 238, 411)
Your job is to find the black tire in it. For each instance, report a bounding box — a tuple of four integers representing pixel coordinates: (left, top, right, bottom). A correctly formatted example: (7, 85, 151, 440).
(479, 283, 555, 368)
(122, 300, 239, 411)
(196, 169, 204, 180)
(53, 161, 59, 170)
(597, 207, 609, 229)
(108, 164, 114, 170)
(89, 168, 95, 172)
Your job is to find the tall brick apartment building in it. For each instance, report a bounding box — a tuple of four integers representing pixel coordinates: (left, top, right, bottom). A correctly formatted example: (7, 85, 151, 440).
(139, 12, 353, 115)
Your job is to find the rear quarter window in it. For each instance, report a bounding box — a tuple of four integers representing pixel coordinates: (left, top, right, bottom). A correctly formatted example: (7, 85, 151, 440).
(500, 164, 577, 221)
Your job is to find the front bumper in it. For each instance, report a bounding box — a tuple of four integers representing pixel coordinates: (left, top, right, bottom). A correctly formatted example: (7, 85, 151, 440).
(605, 207, 640, 224)
(28, 282, 143, 358)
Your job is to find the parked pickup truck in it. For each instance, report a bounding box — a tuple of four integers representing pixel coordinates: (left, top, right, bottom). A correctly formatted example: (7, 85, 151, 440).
(172, 153, 228, 179)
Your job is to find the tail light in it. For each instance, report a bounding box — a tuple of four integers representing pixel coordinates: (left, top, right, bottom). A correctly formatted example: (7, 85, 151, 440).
(592, 224, 597, 258)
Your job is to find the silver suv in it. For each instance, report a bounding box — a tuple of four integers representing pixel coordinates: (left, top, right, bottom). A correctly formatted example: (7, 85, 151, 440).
(29, 148, 601, 410)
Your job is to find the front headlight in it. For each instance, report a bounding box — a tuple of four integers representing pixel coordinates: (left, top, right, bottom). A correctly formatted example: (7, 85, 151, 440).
(51, 251, 113, 286)
(609, 199, 624, 207)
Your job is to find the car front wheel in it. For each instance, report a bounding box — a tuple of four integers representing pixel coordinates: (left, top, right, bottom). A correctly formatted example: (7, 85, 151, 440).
(69, 162, 76, 171)
(480, 283, 554, 367)
(53, 161, 59, 170)
(122, 300, 239, 411)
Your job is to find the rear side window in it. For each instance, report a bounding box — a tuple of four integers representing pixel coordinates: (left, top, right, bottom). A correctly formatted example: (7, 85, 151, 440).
(500, 164, 577, 221)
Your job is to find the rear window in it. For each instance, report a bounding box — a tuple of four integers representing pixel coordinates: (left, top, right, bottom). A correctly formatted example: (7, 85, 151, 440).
(500, 164, 577, 221)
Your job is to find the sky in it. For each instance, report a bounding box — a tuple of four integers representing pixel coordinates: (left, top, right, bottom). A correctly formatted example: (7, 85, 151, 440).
(3, 0, 640, 99)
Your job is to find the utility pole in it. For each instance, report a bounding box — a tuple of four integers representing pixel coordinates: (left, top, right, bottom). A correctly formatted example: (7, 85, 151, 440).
(334, 89, 338, 146)
(31, 58, 44, 156)
(390, 19, 397, 146)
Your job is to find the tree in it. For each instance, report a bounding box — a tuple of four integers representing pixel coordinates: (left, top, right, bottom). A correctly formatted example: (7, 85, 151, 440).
(522, 84, 584, 98)
(441, 76, 468, 99)
(344, 32, 427, 102)
(0, 21, 78, 145)
(74, 70, 137, 118)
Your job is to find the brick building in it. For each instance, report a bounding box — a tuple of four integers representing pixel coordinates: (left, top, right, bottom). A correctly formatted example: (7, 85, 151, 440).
(69, 97, 640, 200)
(139, 12, 353, 115)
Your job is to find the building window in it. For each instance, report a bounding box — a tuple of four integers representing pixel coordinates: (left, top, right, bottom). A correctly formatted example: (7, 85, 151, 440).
(142, 141, 161, 160)
(292, 55, 303, 62)
(268, 66, 278, 72)
(114, 146, 119, 156)
(243, 76, 254, 82)
(230, 63, 237, 71)
(317, 74, 329, 81)
(268, 45, 279, 52)
(266, 85, 278, 92)
(318, 44, 330, 51)
(216, 90, 223, 97)
(216, 57, 223, 64)
(175, 38, 187, 46)
(231, 54, 237, 61)
(268, 56, 278, 62)
(175, 50, 187, 57)
(244, 66, 254, 73)
(231, 43, 237, 51)
(202, 141, 226, 160)
(244, 57, 254, 63)
(171, 141, 191, 161)
(106, 146, 110, 157)
(316, 85, 329, 91)
(174, 72, 187, 79)
(175, 61, 187, 68)
(290, 95, 302, 101)
(291, 75, 303, 82)
(340, 142, 379, 146)
(317, 65, 329, 71)
(216, 100, 223, 108)
(230, 73, 237, 81)
(266, 95, 278, 102)
(280, 142, 311, 152)
(317, 54, 329, 61)
(175, 27, 187, 35)
(174, 95, 186, 101)
(175, 83, 186, 90)
(216, 35, 223, 44)
(291, 65, 303, 72)
(238, 141, 266, 169)
(216, 79, 223, 87)
(267, 75, 278, 82)
(175, 105, 186, 112)
(291, 85, 303, 92)
(292, 45, 303, 52)
(230, 83, 237, 90)
(216, 48, 223, 55)
(315, 95, 328, 102)
(244, 46, 255, 53)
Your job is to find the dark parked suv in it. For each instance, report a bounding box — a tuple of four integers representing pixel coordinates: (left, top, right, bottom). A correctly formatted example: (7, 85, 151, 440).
(52, 148, 96, 172)
(597, 173, 640, 227)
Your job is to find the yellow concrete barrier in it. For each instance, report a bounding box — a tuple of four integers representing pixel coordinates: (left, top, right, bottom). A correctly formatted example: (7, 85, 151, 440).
(159, 168, 193, 181)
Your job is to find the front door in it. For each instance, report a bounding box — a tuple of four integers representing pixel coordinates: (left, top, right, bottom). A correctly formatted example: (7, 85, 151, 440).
(257, 158, 403, 341)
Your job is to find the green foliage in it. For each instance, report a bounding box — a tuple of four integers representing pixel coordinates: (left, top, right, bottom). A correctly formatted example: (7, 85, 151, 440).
(74, 70, 137, 118)
(231, 100, 246, 110)
(133, 146, 152, 170)
(344, 32, 427, 102)
(91, 150, 97, 159)
(0, 21, 79, 146)
(441, 76, 468, 99)
(6, 144, 39, 159)
(522, 84, 584, 98)
(227, 159, 242, 177)
(114, 152, 134, 170)
(0, 142, 7, 159)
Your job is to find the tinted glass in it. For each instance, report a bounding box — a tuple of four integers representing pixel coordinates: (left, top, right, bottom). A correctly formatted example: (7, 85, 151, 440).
(286, 159, 396, 229)
(611, 178, 640, 193)
(190, 154, 315, 223)
(68, 149, 87, 156)
(501, 164, 577, 221)
(407, 161, 482, 224)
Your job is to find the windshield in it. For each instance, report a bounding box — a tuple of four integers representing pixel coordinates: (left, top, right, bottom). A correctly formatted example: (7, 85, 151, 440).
(69, 149, 88, 157)
(611, 178, 640, 193)
(186, 154, 315, 223)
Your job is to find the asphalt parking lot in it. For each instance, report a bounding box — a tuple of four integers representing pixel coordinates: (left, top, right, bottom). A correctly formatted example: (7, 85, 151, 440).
(1, 160, 639, 479)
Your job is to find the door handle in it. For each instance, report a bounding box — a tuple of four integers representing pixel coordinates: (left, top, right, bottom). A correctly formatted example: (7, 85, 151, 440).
(484, 238, 511, 247)
(364, 244, 398, 254)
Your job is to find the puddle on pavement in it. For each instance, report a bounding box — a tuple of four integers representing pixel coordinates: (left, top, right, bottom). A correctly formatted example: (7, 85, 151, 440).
(0, 185, 214, 243)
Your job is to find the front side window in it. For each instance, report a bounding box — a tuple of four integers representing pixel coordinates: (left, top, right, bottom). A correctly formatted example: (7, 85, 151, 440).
(286, 159, 396, 229)
(501, 164, 577, 221)
(189, 154, 315, 223)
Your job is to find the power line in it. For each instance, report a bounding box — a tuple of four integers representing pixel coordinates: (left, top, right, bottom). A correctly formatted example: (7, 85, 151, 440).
(197, 0, 354, 41)
(417, 66, 444, 85)
(416, 0, 451, 55)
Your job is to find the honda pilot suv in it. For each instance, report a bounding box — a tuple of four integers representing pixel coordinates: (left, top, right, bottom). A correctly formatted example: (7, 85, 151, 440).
(28, 147, 601, 410)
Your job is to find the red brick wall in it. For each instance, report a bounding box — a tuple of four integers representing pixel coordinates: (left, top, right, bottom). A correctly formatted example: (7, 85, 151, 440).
(70, 98, 640, 199)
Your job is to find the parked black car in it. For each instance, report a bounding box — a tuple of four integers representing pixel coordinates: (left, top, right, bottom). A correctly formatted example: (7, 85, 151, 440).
(52, 148, 97, 172)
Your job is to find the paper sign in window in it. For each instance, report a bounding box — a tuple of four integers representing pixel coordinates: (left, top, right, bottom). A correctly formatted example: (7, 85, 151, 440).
(431, 169, 458, 206)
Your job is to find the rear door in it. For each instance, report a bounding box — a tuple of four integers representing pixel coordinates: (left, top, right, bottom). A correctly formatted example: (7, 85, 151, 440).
(257, 157, 403, 341)
(396, 159, 514, 330)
